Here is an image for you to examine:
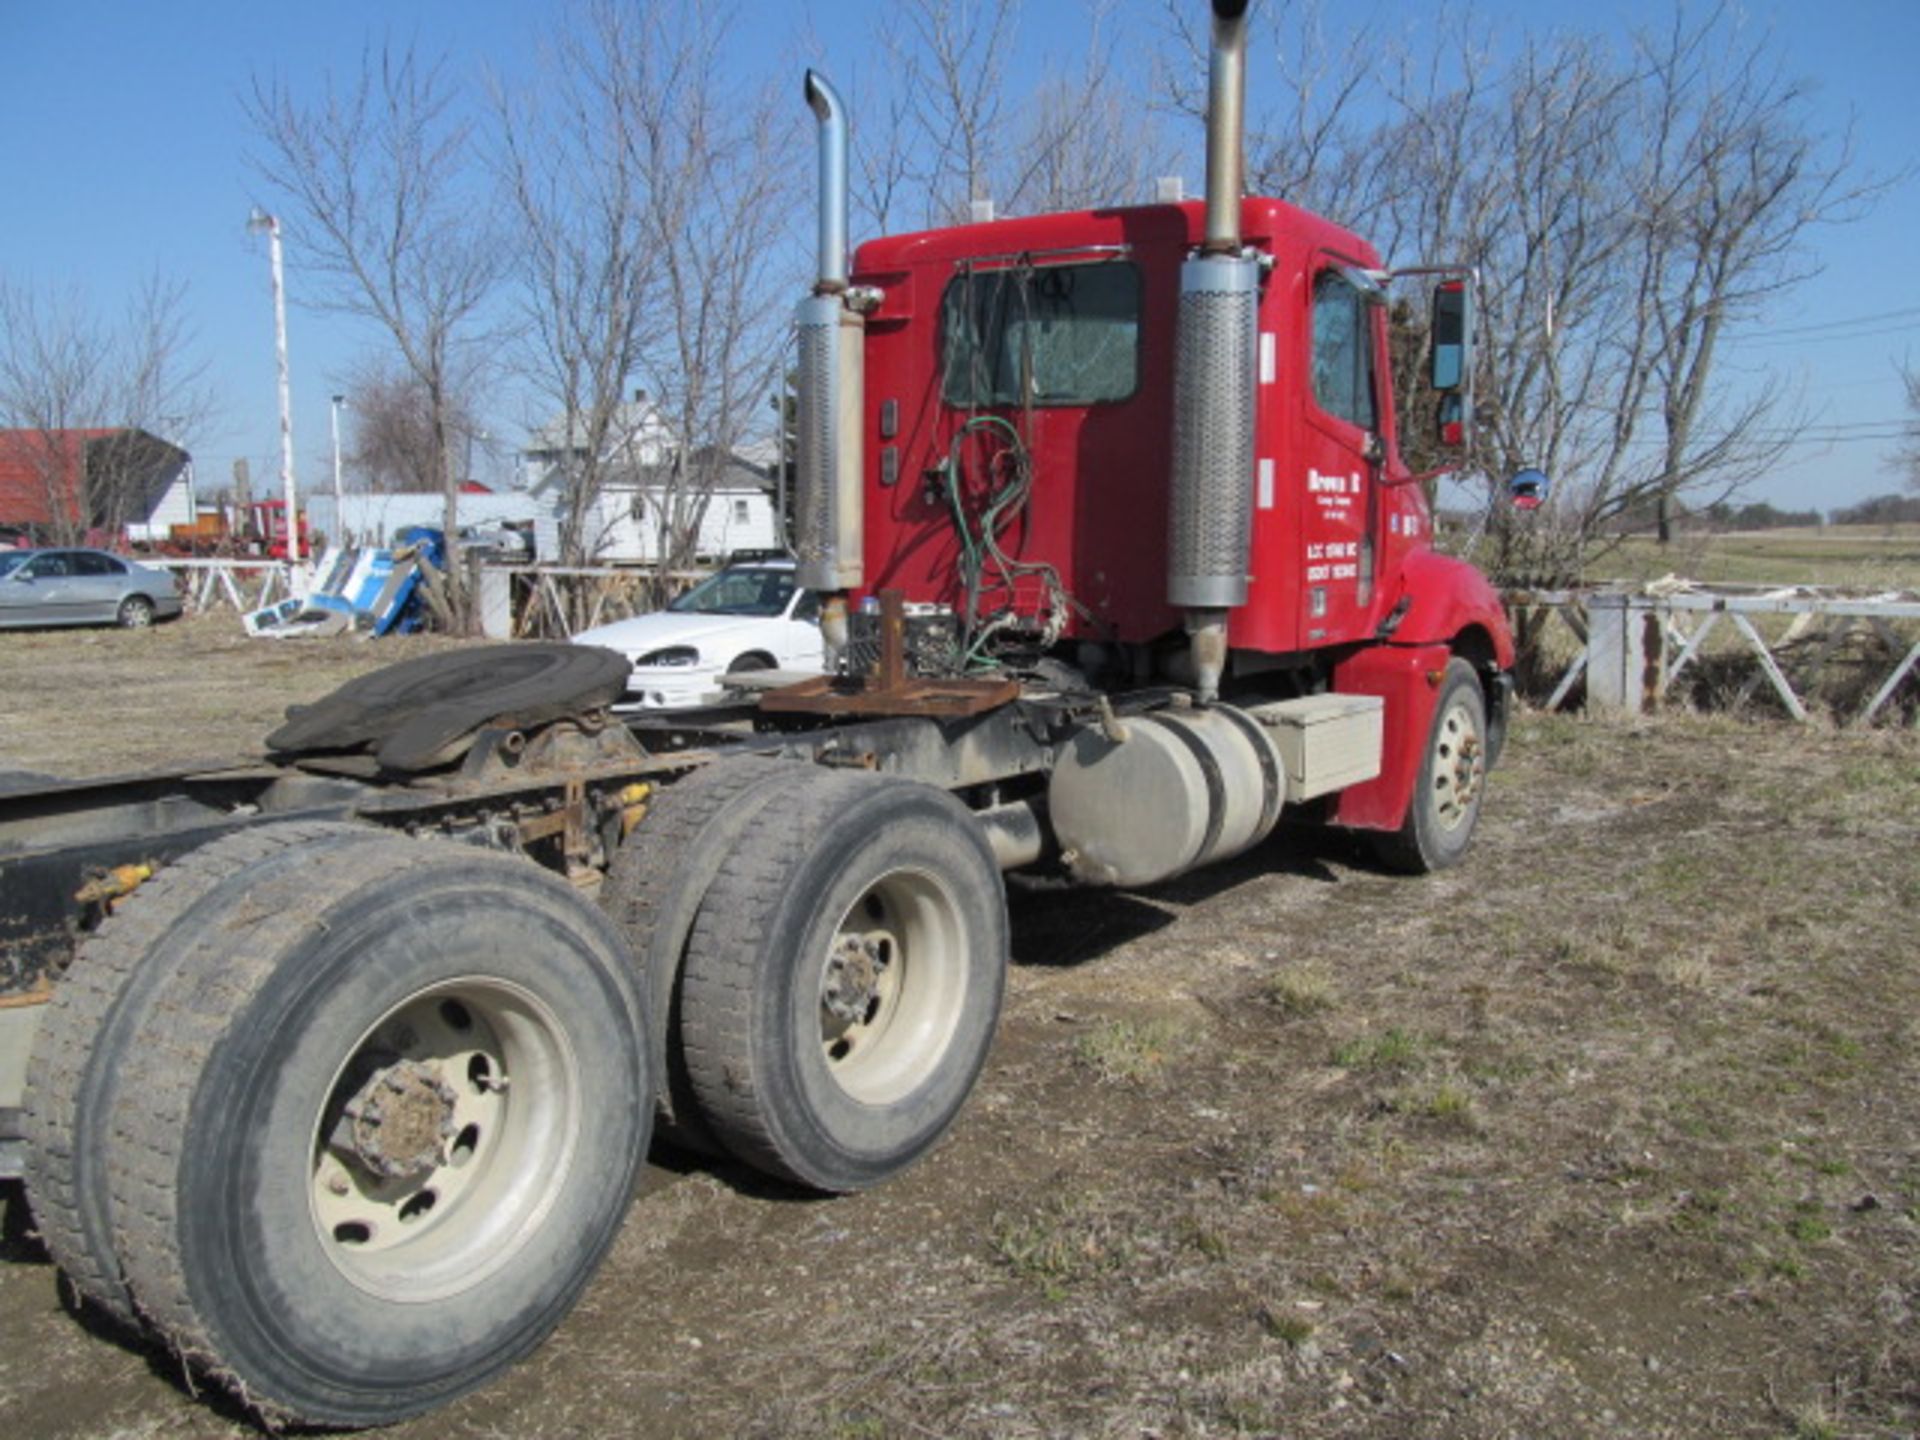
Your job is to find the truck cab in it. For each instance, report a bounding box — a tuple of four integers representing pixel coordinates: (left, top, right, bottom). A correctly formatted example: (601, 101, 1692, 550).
(850, 198, 1510, 674)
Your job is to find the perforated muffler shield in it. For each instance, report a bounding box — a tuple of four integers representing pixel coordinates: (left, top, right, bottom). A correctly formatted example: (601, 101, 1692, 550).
(1167, 256, 1258, 610)
(795, 294, 865, 592)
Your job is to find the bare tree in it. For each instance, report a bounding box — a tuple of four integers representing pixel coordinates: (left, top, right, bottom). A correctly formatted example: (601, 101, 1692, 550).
(0, 274, 213, 544)
(855, 0, 1168, 233)
(1221, 4, 1873, 582)
(1004, 3, 1173, 215)
(1627, 7, 1864, 542)
(619, 8, 798, 576)
(496, 0, 663, 575)
(245, 45, 501, 624)
(887, 0, 1021, 225)
(1896, 363, 1920, 494)
(498, 1, 796, 592)
(1159, 0, 1379, 214)
(344, 359, 485, 494)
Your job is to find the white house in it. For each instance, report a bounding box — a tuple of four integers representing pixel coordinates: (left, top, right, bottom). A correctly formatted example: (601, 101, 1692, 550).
(305, 490, 545, 550)
(520, 400, 783, 564)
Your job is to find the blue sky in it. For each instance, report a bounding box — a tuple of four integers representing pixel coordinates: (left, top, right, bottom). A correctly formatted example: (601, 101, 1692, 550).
(2, 0, 1914, 513)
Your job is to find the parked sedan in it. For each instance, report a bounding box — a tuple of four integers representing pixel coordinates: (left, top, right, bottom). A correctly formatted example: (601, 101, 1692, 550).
(574, 558, 823, 708)
(0, 548, 184, 629)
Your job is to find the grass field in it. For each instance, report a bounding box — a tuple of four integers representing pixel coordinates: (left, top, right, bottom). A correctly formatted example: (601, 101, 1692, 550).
(1601, 525, 1920, 591)
(1, 619, 1918, 1437)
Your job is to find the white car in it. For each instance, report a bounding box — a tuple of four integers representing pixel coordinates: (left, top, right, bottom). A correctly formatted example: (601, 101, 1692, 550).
(574, 559, 824, 709)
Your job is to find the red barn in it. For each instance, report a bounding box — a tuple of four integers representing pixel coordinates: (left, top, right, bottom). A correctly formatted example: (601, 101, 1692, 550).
(0, 428, 192, 545)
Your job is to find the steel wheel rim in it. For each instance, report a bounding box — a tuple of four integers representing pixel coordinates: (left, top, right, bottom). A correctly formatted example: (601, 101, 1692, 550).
(309, 977, 581, 1302)
(817, 868, 966, 1106)
(1430, 697, 1484, 833)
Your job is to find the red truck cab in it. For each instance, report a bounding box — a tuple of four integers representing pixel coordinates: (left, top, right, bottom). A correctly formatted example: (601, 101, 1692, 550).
(850, 198, 1511, 672)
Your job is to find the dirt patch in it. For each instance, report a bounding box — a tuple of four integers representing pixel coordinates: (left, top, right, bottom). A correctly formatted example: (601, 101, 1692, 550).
(2, 624, 1918, 1437)
(0, 614, 470, 775)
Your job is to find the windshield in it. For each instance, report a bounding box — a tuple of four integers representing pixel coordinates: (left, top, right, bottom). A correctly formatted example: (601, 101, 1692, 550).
(0, 553, 28, 577)
(667, 566, 796, 618)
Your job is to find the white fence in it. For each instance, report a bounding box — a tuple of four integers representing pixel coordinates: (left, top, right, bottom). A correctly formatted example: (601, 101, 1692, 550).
(1506, 582, 1920, 726)
(152, 557, 715, 643)
(153, 558, 293, 615)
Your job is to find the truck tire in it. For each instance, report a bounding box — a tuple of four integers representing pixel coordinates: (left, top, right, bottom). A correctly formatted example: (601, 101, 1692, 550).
(22, 821, 381, 1327)
(100, 834, 652, 1427)
(601, 758, 822, 1153)
(1372, 656, 1488, 874)
(679, 771, 1007, 1192)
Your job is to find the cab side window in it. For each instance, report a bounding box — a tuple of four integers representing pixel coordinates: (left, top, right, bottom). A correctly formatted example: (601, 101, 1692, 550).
(1311, 269, 1376, 432)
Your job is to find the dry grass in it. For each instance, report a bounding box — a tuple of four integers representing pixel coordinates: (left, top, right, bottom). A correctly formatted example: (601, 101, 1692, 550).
(2, 626, 1919, 1438)
(1603, 525, 1920, 590)
(0, 611, 472, 776)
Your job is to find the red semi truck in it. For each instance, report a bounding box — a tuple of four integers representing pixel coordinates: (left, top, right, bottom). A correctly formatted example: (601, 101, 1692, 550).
(0, 1, 1517, 1426)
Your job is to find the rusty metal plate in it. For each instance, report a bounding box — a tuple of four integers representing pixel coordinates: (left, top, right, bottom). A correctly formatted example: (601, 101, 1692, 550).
(760, 674, 1021, 718)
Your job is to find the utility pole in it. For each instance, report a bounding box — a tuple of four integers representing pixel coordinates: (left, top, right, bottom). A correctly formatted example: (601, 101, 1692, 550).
(330, 393, 346, 546)
(248, 208, 304, 585)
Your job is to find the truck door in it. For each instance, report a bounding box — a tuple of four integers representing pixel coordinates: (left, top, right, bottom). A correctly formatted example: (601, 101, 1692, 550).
(1297, 263, 1381, 646)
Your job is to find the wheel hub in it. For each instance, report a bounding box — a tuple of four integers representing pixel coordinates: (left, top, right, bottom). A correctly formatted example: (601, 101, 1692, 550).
(821, 935, 890, 1025)
(1451, 734, 1481, 801)
(338, 1058, 460, 1180)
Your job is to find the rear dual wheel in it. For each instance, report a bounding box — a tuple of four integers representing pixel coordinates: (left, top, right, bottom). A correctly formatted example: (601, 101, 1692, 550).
(24, 822, 380, 1326)
(27, 826, 652, 1427)
(675, 771, 1009, 1193)
(600, 758, 824, 1152)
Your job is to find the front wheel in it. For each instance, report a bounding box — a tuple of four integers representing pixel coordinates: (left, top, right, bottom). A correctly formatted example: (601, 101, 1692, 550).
(1372, 657, 1489, 874)
(100, 835, 652, 1427)
(679, 771, 1008, 1193)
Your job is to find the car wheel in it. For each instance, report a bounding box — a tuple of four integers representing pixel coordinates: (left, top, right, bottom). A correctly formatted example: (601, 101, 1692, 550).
(116, 595, 155, 629)
(726, 652, 774, 674)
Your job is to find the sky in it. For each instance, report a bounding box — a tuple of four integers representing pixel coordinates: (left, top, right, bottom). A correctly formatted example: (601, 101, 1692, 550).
(2, 0, 1915, 515)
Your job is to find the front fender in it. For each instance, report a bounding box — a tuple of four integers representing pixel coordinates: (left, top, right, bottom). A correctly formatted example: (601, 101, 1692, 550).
(1385, 551, 1515, 669)
(1329, 642, 1451, 832)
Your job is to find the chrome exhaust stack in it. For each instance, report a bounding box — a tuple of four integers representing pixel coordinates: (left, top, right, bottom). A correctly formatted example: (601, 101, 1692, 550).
(795, 70, 864, 656)
(1168, 0, 1257, 703)
(1201, 0, 1251, 257)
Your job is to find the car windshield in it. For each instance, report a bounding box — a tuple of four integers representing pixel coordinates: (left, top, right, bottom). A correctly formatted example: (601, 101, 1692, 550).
(0, 553, 28, 577)
(667, 566, 796, 618)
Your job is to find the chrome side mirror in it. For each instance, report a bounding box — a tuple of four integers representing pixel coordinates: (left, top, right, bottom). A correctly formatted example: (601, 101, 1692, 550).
(1508, 468, 1549, 510)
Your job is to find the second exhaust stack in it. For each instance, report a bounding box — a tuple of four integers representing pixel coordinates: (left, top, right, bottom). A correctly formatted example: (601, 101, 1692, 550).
(1168, 0, 1258, 702)
(795, 70, 865, 609)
